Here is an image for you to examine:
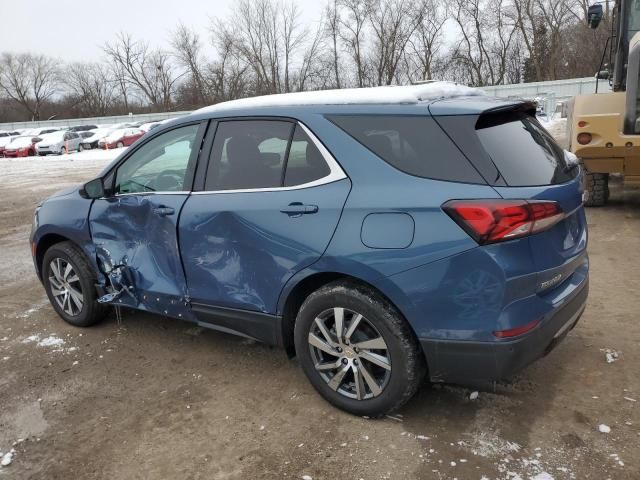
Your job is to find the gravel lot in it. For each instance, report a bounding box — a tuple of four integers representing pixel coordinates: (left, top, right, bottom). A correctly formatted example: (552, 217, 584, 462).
(0, 142, 638, 479)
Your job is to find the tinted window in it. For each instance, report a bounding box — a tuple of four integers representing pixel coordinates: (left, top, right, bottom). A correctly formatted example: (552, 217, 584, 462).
(115, 124, 199, 194)
(206, 120, 293, 190)
(475, 112, 576, 186)
(328, 115, 483, 183)
(284, 126, 331, 187)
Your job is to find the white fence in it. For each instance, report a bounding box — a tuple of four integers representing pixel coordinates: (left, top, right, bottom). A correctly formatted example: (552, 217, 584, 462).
(0, 77, 613, 130)
(480, 77, 611, 117)
(0, 110, 191, 131)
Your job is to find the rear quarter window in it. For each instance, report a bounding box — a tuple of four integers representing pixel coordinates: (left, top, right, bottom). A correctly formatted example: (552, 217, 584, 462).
(327, 115, 484, 184)
(475, 112, 577, 186)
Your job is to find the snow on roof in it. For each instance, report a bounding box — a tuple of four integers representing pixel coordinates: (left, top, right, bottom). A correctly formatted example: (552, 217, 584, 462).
(196, 81, 484, 114)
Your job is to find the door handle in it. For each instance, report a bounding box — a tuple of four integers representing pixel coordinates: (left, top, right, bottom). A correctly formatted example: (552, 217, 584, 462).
(153, 206, 175, 216)
(280, 202, 319, 216)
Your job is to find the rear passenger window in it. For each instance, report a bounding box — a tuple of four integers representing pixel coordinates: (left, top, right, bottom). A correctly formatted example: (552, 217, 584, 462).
(206, 121, 334, 190)
(327, 115, 484, 183)
(206, 120, 293, 190)
(284, 126, 331, 187)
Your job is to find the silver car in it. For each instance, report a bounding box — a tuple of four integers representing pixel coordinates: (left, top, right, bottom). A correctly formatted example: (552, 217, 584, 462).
(35, 131, 82, 155)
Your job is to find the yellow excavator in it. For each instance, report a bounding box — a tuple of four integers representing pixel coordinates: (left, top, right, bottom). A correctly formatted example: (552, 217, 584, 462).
(568, 0, 640, 205)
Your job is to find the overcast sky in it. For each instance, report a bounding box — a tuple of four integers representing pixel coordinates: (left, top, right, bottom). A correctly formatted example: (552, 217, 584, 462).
(0, 0, 326, 61)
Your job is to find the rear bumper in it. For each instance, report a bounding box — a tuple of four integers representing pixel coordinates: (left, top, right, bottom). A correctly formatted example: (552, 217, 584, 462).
(420, 278, 588, 386)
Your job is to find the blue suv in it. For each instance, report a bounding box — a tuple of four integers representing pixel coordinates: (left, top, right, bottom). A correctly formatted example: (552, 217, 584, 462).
(31, 84, 588, 416)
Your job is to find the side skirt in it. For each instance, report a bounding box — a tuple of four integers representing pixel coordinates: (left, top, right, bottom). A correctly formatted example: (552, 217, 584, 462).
(191, 303, 284, 347)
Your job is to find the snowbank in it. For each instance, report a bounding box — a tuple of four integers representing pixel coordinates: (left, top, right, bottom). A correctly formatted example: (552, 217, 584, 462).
(197, 82, 484, 113)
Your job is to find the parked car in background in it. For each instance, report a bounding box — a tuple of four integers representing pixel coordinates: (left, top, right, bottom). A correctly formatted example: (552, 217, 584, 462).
(139, 121, 160, 133)
(35, 130, 82, 155)
(3, 135, 39, 157)
(69, 125, 98, 132)
(78, 131, 94, 140)
(98, 128, 144, 149)
(30, 83, 588, 417)
(80, 128, 114, 150)
(0, 132, 20, 156)
(26, 127, 59, 137)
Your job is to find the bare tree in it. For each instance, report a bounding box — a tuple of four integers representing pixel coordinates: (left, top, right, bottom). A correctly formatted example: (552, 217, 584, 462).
(405, 0, 447, 82)
(0, 53, 59, 120)
(338, 0, 371, 87)
(104, 32, 182, 109)
(67, 63, 117, 116)
(171, 23, 209, 104)
(368, 0, 424, 86)
(324, 0, 343, 88)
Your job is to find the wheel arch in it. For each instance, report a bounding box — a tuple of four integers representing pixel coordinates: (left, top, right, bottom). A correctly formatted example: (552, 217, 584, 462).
(35, 233, 75, 280)
(279, 270, 423, 362)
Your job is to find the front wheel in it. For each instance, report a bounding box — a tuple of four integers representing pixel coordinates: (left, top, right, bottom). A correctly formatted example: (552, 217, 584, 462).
(116, 141, 124, 148)
(294, 280, 425, 417)
(42, 241, 106, 327)
(584, 172, 609, 207)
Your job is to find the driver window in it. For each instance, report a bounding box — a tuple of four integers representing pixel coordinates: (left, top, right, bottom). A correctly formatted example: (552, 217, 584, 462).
(115, 124, 199, 194)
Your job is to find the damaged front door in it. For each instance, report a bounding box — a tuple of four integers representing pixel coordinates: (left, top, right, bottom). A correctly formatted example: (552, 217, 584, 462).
(88, 123, 204, 320)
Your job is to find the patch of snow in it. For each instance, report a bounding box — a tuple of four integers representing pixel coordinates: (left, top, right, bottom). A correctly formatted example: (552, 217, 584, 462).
(1, 449, 15, 467)
(37, 336, 65, 348)
(197, 82, 484, 114)
(600, 348, 620, 363)
(564, 150, 579, 166)
(530, 473, 554, 480)
(623, 396, 636, 402)
(469, 391, 479, 400)
(598, 424, 611, 433)
(302, 475, 313, 480)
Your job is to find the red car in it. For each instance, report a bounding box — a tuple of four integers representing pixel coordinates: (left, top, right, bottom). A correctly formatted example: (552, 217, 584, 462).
(3, 136, 39, 157)
(99, 128, 144, 149)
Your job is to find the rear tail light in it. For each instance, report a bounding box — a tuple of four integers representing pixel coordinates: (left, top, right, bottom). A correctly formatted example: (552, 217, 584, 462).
(443, 199, 564, 245)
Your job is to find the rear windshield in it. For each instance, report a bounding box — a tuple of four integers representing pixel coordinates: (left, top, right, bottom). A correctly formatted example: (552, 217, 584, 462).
(475, 111, 577, 186)
(327, 115, 484, 184)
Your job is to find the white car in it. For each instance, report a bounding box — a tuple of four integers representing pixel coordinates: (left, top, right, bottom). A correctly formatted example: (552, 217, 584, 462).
(79, 128, 115, 150)
(35, 130, 82, 156)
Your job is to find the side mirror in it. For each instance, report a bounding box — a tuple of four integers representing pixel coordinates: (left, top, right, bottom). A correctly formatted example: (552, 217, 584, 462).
(81, 178, 105, 199)
(588, 4, 603, 29)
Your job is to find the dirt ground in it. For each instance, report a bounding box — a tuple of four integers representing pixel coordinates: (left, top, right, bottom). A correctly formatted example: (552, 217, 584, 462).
(0, 149, 638, 479)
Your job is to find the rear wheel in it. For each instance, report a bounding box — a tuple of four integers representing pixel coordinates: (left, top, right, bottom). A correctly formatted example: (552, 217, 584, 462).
(42, 242, 106, 327)
(584, 172, 609, 207)
(294, 280, 425, 417)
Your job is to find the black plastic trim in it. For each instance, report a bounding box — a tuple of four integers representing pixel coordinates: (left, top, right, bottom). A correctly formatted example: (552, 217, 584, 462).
(191, 303, 283, 347)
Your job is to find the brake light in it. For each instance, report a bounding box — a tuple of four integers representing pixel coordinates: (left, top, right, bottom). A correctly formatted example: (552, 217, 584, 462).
(442, 200, 564, 245)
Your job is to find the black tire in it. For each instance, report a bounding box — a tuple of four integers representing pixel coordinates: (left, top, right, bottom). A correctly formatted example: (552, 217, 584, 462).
(42, 241, 106, 327)
(116, 141, 124, 148)
(584, 172, 609, 206)
(294, 280, 425, 417)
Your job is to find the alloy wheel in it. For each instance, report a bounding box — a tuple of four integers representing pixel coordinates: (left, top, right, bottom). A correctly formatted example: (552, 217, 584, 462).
(308, 307, 391, 400)
(48, 258, 84, 316)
